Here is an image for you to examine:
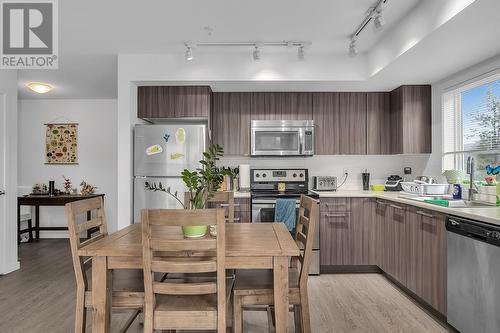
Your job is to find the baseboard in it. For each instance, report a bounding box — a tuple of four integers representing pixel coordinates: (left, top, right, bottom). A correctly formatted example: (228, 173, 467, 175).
(39, 231, 69, 239)
(320, 265, 381, 274)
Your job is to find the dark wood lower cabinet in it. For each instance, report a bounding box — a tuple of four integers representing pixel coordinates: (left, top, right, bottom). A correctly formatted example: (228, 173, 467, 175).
(320, 197, 447, 316)
(235, 197, 251, 223)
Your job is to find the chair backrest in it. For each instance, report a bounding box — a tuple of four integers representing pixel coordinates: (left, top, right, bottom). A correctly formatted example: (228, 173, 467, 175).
(292, 195, 319, 288)
(65, 197, 108, 290)
(184, 191, 235, 223)
(141, 208, 226, 331)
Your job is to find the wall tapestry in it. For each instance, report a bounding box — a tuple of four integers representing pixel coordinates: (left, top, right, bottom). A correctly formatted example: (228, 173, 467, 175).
(45, 123, 78, 164)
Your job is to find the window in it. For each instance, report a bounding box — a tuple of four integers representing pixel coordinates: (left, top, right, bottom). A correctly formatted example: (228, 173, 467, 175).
(442, 73, 500, 173)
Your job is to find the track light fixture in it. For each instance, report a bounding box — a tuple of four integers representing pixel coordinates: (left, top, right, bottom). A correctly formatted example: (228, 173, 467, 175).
(252, 45, 261, 61)
(297, 45, 305, 60)
(348, 0, 389, 55)
(182, 41, 311, 61)
(185, 44, 194, 61)
(348, 38, 358, 57)
(373, 6, 386, 30)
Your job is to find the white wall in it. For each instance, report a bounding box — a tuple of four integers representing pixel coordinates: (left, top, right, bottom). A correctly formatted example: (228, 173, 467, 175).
(221, 155, 408, 190)
(404, 54, 500, 180)
(18, 99, 118, 236)
(0, 70, 19, 274)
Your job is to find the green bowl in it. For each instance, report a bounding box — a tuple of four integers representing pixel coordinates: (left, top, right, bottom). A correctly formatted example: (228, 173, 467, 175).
(182, 225, 208, 238)
(371, 184, 385, 191)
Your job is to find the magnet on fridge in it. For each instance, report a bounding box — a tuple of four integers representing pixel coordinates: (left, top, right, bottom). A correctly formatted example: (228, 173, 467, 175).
(163, 134, 170, 143)
(170, 153, 184, 160)
(175, 128, 186, 144)
(146, 144, 163, 156)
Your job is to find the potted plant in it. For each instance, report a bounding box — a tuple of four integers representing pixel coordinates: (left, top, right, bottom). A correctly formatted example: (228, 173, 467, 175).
(144, 144, 225, 237)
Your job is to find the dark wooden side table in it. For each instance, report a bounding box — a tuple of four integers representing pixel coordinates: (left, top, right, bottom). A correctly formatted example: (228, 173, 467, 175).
(17, 194, 105, 243)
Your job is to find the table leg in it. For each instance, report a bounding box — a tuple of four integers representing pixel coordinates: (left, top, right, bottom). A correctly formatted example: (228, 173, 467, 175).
(273, 256, 289, 333)
(92, 256, 112, 333)
(35, 205, 40, 240)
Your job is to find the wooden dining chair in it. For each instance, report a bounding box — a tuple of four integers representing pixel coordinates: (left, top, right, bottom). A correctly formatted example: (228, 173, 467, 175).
(232, 195, 319, 333)
(184, 191, 236, 222)
(141, 208, 231, 332)
(65, 197, 143, 333)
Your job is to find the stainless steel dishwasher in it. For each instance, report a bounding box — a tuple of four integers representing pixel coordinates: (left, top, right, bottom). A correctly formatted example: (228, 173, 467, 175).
(446, 216, 500, 333)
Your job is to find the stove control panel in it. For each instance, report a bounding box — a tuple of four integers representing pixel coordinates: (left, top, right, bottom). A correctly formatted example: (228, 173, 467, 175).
(251, 169, 307, 182)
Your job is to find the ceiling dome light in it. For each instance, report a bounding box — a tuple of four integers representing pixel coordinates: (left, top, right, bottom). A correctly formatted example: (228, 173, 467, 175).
(185, 46, 194, 61)
(253, 45, 261, 61)
(25, 82, 54, 94)
(297, 45, 305, 61)
(348, 38, 358, 57)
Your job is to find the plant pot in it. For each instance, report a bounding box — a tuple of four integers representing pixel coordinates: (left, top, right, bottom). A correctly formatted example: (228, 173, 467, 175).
(182, 225, 208, 238)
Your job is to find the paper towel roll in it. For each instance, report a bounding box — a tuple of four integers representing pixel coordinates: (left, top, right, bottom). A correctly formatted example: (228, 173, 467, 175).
(239, 164, 250, 191)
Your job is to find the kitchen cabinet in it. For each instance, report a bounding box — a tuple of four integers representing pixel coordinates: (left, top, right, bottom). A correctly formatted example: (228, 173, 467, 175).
(390, 85, 432, 154)
(234, 197, 251, 223)
(137, 86, 212, 119)
(350, 198, 376, 265)
(320, 198, 376, 266)
(367, 92, 391, 154)
(320, 198, 351, 266)
(405, 206, 447, 315)
(312, 92, 341, 154)
(250, 92, 313, 120)
(211, 92, 252, 156)
(387, 202, 407, 284)
(321, 197, 447, 316)
(418, 208, 447, 314)
(339, 92, 367, 154)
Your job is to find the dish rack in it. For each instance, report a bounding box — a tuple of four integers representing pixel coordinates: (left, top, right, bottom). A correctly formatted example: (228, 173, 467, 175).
(400, 182, 451, 195)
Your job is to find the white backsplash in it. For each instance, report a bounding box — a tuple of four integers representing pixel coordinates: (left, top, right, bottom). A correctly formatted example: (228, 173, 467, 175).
(220, 155, 412, 190)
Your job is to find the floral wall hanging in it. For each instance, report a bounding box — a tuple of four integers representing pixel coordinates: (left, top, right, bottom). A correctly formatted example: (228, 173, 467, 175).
(45, 123, 78, 165)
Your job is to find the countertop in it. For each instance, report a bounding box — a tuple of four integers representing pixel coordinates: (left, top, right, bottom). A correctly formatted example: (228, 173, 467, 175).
(311, 190, 500, 226)
(233, 191, 251, 199)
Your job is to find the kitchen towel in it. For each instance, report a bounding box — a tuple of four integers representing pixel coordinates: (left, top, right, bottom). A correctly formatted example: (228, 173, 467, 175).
(239, 164, 250, 191)
(275, 198, 296, 231)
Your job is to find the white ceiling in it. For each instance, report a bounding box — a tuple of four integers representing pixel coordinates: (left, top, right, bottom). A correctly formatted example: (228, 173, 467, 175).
(17, 0, 500, 99)
(18, 0, 420, 99)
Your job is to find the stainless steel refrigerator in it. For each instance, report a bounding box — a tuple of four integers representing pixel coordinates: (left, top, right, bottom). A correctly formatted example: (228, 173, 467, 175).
(133, 123, 207, 223)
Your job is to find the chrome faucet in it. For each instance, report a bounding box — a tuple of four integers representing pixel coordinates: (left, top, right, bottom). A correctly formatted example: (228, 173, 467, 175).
(466, 156, 478, 201)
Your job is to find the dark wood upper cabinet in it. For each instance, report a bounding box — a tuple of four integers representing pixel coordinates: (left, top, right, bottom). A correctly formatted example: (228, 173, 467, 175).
(137, 86, 212, 119)
(312, 92, 340, 155)
(367, 92, 391, 154)
(390, 85, 432, 154)
(211, 92, 252, 156)
(339, 92, 367, 154)
(250, 92, 313, 120)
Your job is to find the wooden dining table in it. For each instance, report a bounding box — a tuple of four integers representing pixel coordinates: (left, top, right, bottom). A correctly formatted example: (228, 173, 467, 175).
(78, 222, 300, 333)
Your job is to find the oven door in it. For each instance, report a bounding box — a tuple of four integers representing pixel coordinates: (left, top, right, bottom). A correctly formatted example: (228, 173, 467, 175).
(251, 127, 303, 156)
(251, 198, 300, 223)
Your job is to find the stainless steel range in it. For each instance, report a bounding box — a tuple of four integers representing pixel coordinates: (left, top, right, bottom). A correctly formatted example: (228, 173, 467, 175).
(250, 168, 320, 275)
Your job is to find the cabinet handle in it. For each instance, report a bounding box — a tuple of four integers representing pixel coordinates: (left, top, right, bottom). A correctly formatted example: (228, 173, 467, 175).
(416, 210, 434, 218)
(389, 204, 404, 210)
(325, 213, 348, 217)
(376, 200, 386, 205)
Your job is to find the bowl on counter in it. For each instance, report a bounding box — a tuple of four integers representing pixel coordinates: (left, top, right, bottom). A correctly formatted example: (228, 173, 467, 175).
(371, 184, 385, 191)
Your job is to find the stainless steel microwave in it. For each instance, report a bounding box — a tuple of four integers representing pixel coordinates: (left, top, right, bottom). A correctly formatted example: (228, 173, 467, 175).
(251, 120, 314, 156)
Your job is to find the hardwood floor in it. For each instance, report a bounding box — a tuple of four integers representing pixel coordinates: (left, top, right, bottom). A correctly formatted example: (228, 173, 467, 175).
(0, 240, 451, 333)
